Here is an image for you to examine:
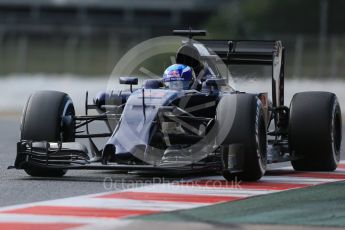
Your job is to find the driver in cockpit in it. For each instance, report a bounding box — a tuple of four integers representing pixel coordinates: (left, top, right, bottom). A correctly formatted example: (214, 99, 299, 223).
(162, 64, 195, 90)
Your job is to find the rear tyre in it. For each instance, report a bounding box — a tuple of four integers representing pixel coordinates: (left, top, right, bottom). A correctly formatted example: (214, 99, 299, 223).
(217, 94, 267, 181)
(21, 90, 75, 177)
(289, 92, 342, 171)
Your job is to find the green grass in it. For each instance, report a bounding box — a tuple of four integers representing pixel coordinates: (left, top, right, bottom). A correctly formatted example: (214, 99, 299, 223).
(135, 181, 345, 227)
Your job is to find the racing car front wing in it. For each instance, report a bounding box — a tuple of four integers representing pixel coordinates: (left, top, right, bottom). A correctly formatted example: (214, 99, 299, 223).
(10, 140, 224, 174)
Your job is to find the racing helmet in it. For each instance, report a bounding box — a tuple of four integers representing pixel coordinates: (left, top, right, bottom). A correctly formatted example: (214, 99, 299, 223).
(163, 64, 195, 90)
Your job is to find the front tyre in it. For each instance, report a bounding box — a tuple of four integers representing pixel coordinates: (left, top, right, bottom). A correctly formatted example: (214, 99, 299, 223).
(217, 94, 267, 181)
(21, 90, 75, 177)
(289, 92, 342, 171)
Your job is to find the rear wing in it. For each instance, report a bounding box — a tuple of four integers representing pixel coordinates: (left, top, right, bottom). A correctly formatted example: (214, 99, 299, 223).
(173, 29, 285, 108)
(196, 39, 285, 109)
(196, 40, 281, 65)
(173, 29, 286, 131)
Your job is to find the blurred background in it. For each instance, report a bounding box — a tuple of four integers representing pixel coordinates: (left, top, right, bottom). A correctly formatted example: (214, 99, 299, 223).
(0, 0, 344, 114)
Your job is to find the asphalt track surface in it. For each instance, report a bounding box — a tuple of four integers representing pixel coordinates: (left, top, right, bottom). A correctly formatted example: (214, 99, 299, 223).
(0, 116, 187, 207)
(1, 116, 345, 229)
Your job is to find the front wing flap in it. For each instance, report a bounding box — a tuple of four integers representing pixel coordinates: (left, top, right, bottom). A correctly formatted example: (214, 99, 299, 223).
(11, 140, 221, 173)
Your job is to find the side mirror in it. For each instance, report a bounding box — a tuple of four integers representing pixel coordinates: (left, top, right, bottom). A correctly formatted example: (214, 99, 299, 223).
(119, 77, 138, 92)
(205, 78, 227, 87)
(119, 77, 138, 85)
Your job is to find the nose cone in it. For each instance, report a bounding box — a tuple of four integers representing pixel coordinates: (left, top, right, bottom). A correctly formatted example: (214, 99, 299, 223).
(102, 143, 147, 164)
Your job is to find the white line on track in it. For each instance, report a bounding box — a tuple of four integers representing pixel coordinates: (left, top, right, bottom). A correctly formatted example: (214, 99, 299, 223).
(39, 197, 205, 211)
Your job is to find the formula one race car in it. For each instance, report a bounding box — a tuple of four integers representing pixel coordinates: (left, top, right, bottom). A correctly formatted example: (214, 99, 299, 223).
(10, 30, 342, 181)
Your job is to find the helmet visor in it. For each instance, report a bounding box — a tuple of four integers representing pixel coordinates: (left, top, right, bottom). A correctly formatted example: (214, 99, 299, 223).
(165, 81, 190, 90)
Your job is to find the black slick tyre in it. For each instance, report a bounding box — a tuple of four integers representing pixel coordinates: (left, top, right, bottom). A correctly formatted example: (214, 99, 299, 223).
(289, 91, 342, 171)
(21, 90, 75, 177)
(217, 94, 267, 181)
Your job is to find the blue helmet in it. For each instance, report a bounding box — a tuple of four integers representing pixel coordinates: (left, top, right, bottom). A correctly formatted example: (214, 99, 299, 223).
(163, 64, 195, 90)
